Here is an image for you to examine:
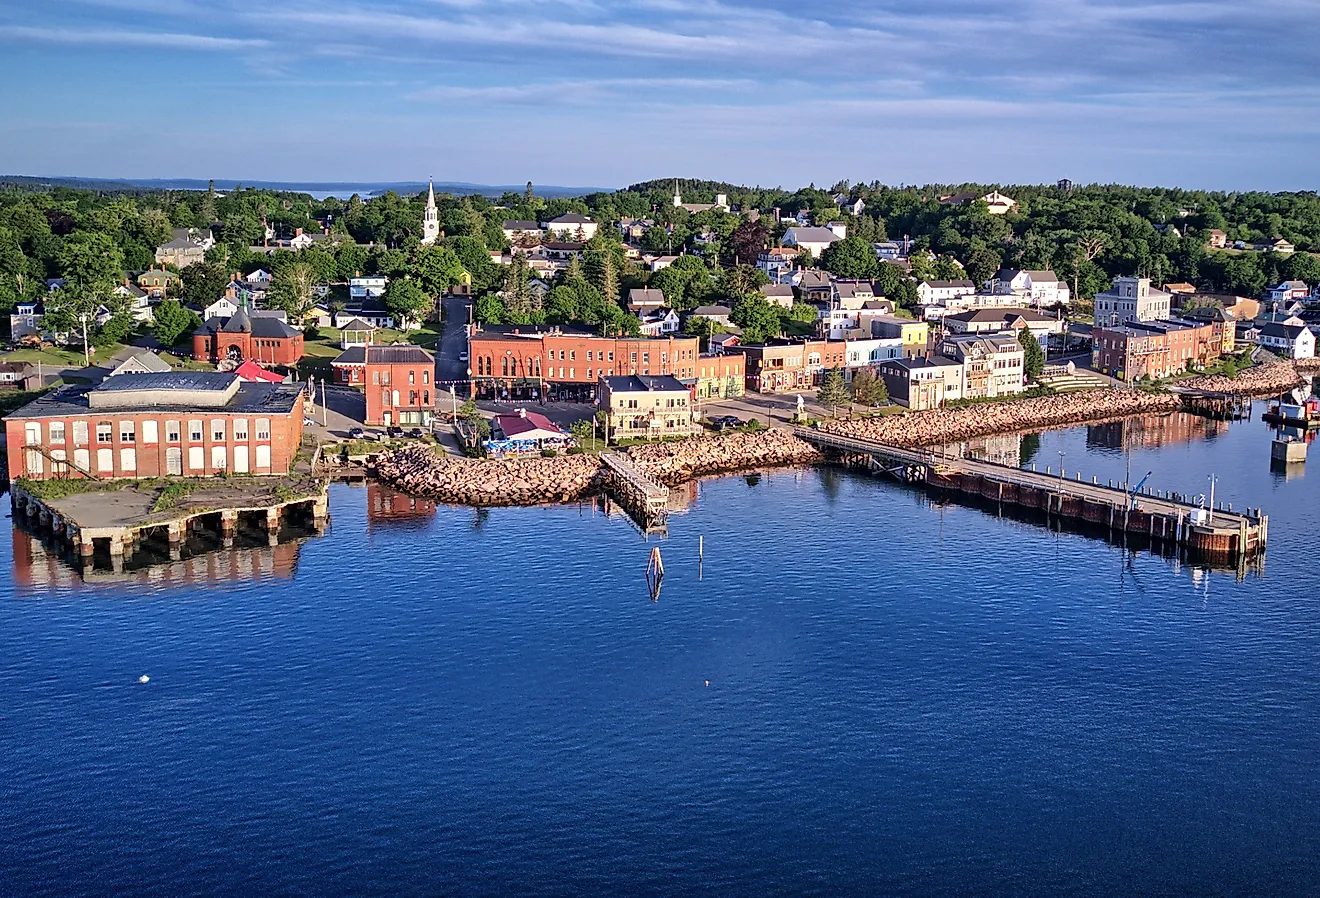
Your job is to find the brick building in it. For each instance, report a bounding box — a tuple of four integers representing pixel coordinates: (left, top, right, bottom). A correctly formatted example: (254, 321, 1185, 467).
(6, 372, 305, 482)
(468, 326, 703, 401)
(727, 340, 849, 393)
(361, 345, 436, 427)
(1091, 318, 1222, 382)
(192, 308, 304, 367)
(693, 353, 746, 399)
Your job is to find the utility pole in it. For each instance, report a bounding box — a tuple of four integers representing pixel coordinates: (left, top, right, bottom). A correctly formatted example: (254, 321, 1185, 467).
(80, 313, 90, 368)
(1207, 473, 1217, 525)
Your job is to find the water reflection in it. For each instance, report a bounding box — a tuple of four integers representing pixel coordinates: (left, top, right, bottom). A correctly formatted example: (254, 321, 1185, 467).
(1087, 412, 1230, 452)
(367, 482, 437, 527)
(11, 525, 303, 591)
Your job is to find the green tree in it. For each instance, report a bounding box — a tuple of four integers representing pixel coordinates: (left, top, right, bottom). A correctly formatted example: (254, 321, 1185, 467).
(383, 277, 430, 331)
(731, 294, 781, 343)
(152, 299, 201, 347)
(413, 245, 467, 297)
(59, 231, 124, 294)
(817, 366, 850, 416)
(1018, 327, 1046, 380)
(850, 366, 889, 406)
(265, 261, 318, 322)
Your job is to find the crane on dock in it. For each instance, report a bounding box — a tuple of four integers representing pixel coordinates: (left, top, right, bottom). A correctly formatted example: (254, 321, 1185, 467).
(1128, 471, 1152, 510)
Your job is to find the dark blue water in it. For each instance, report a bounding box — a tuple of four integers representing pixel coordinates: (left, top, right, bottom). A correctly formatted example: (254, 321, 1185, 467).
(3, 413, 1319, 896)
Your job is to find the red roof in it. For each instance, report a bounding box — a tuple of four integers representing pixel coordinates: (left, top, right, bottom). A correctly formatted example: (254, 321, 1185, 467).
(494, 411, 565, 439)
(233, 360, 285, 383)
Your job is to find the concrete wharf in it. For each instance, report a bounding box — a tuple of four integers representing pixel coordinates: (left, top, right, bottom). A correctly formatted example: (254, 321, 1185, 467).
(796, 427, 1268, 562)
(600, 451, 669, 531)
(10, 482, 329, 576)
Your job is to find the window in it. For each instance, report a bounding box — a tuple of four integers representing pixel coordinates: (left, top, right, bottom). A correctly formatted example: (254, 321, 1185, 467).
(97, 422, 112, 444)
(392, 390, 400, 407)
(569, 350, 575, 361)
(49, 421, 65, 443)
(24, 422, 40, 445)
(255, 418, 271, 441)
(72, 421, 88, 445)
(188, 446, 204, 470)
(74, 448, 90, 472)
(211, 445, 226, 470)
(97, 448, 114, 473)
(587, 351, 594, 361)
(142, 421, 158, 444)
(233, 418, 248, 441)
(166, 447, 182, 475)
(608, 352, 614, 362)
(569, 368, 574, 379)
(409, 391, 417, 406)
(25, 449, 43, 476)
(409, 370, 416, 385)
(630, 352, 637, 363)
(643, 353, 650, 364)
(166, 420, 180, 442)
(382, 371, 390, 385)
(189, 419, 203, 441)
(423, 390, 429, 406)
(120, 447, 136, 472)
(256, 445, 271, 469)
(212, 420, 225, 441)
(373, 371, 380, 385)
(423, 371, 429, 385)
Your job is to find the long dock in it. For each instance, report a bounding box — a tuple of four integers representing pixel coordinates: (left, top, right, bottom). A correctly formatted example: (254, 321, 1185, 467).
(600, 451, 669, 531)
(796, 427, 1267, 561)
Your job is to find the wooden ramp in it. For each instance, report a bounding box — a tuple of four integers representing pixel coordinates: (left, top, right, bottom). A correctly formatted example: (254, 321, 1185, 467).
(795, 426, 1268, 562)
(601, 451, 669, 531)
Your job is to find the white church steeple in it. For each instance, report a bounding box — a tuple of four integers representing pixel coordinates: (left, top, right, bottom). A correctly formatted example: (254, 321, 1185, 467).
(421, 177, 439, 245)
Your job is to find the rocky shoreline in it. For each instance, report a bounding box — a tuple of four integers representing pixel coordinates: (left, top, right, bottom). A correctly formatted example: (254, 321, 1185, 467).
(374, 360, 1320, 508)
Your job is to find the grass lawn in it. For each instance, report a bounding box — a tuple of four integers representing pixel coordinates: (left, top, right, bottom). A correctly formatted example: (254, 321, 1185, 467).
(0, 342, 128, 369)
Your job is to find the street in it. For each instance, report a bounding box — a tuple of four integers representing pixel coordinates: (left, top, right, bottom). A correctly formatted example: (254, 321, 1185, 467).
(437, 294, 473, 388)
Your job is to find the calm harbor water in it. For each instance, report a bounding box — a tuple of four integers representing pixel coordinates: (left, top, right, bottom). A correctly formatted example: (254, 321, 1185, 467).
(3, 412, 1319, 895)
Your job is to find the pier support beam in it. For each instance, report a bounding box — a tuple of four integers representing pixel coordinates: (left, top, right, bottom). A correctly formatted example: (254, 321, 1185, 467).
(265, 507, 280, 547)
(312, 496, 328, 533)
(108, 534, 125, 574)
(78, 532, 94, 572)
(220, 510, 237, 549)
(168, 521, 184, 561)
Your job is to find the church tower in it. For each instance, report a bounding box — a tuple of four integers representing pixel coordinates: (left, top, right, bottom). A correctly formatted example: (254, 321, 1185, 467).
(421, 177, 440, 245)
(672, 179, 682, 208)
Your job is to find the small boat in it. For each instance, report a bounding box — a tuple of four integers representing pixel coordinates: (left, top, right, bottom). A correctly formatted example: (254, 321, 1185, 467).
(1263, 388, 1320, 428)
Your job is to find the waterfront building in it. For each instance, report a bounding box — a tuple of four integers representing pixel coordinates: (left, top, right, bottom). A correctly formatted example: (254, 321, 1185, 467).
(727, 340, 847, 393)
(876, 357, 963, 410)
(1092, 276, 1172, 327)
(1091, 318, 1223, 381)
(468, 326, 702, 401)
(598, 374, 697, 440)
(692, 353, 746, 400)
(360, 345, 436, 427)
(191, 308, 304, 367)
(5, 372, 305, 481)
(1256, 321, 1315, 360)
(937, 333, 1026, 399)
(487, 410, 572, 457)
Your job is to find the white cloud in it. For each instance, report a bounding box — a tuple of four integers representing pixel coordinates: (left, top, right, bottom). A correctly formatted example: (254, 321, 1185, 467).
(0, 24, 267, 50)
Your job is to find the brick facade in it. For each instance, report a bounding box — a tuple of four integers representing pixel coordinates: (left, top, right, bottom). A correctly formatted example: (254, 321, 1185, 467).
(469, 328, 702, 399)
(363, 345, 436, 426)
(8, 392, 305, 482)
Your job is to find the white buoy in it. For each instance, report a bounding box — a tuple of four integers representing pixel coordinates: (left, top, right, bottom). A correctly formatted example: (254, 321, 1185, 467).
(704, 680, 709, 687)
(138, 675, 150, 684)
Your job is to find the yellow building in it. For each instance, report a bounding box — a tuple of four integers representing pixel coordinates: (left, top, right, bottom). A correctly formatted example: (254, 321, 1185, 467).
(871, 315, 930, 359)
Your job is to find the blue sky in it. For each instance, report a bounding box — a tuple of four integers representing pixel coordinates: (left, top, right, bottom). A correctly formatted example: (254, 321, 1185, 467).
(2, 0, 1318, 190)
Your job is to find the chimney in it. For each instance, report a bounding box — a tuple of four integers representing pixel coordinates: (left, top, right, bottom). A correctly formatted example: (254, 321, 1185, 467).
(295, 227, 303, 237)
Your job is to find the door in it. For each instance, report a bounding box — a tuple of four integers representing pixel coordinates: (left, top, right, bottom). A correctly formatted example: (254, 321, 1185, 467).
(166, 447, 183, 476)
(255, 445, 271, 471)
(233, 445, 249, 473)
(383, 412, 392, 426)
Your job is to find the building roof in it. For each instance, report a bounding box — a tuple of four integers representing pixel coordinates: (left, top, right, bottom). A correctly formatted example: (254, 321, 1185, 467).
(628, 287, 667, 305)
(233, 360, 286, 383)
(1259, 321, 1310, 339)
(783, 226, 842, 244)
(691, 305, 732, 317)
(331, 347, 366, 366)
(7, 376, 303, 420)
(503, 220, 541, 230)
(338, 318, 374, 332)
(945, 307, 1055, 325)
(760, 284, 795, 297)
(882, 356, 961, 370)
(493, 411, 565, 440)
(919, 279, 976, 289)
(365, 344, 434, 365)
(547, 213, 593, 224)
(601, 374, 688, 393)
(108, 350, 173, 376)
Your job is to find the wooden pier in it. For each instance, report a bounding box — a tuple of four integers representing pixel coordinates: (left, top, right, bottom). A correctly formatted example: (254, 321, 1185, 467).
(796, 427, 1268, 562)
(600, 451, 669, 532)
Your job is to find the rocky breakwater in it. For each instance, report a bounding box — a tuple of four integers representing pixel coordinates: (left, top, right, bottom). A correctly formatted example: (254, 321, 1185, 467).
(626, 429, 824, 485)
(819, 388, 1179, 448)
(1178, 360, 1307, 397)
(375, 445, 604, 506)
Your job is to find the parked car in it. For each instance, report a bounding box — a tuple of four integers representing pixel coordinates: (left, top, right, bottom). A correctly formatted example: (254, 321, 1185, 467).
(408, 427, 424, 438)
(386, 425, 403, 438)
(303, 416, 316, 427)
(710, 415, 743, 429)
(348, 427, 365, 440)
